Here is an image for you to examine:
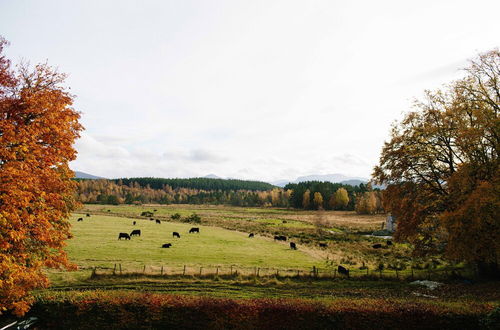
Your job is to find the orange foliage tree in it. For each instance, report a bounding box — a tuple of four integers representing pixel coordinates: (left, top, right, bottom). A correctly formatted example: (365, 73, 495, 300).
(0, 38, 83, 315)
(373, 49, 499, 277)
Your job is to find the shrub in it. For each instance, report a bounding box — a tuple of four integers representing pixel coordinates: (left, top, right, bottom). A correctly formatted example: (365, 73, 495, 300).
(171, 213, 181, 220)
(140, 211, 154, 217)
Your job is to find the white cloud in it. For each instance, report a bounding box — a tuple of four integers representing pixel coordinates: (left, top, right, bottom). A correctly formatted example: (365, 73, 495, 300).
(2, 0, 499, 181)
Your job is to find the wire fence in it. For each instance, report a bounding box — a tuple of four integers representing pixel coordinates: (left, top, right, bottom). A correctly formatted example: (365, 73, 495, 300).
(87, 264, 472, 282)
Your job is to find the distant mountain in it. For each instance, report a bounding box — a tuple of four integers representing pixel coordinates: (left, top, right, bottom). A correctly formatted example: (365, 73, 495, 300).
(203, 174, 222, 179)
(340, 179, 367, 186)
(74, 171, 105, 180)
(271, 173, 370, 187)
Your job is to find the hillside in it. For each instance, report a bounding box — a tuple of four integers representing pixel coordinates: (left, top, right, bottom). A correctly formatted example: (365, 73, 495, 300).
(112, 177, 276, 192)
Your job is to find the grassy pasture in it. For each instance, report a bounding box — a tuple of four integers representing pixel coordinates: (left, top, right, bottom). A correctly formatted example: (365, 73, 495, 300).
(55, 214, 320, 284)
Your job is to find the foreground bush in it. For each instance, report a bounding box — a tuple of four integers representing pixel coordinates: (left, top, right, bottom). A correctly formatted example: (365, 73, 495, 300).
(30, 291, 494, 329)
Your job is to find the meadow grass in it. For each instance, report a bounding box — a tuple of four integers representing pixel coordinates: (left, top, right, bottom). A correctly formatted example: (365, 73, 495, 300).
(58, 214, 321, 284)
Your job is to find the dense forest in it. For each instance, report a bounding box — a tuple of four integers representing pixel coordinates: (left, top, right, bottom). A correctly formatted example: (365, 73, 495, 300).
(109, 177, 275, 191)
(75, 178, 382, 213)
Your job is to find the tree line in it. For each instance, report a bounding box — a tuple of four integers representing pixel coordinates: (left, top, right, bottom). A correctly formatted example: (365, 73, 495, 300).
(75, 178, 381, 213)
(108, 177, 276, 192)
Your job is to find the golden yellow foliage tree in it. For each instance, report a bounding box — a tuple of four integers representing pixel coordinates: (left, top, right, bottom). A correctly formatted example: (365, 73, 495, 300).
(332, 188, 349, 210)
(0, 38, 82, 315)
(302, 189, 311, 209)
(313, 192, 324, 210)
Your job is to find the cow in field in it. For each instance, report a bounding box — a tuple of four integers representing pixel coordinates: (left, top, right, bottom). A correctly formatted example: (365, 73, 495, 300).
(372, 243, 382, 249)
(290, 242, 297, 250)
(118, 233, 130, 240)
(319, 243, 327, 248)
(338, 265, 349, 277)
(248, 233, 254, 238)
(107, 209, 111, 212)
(282, 220, 287, 224)
(274, 235, 286, 241)
(156, 219, 161, 224)
(154, 209, 158, 212)
(189, 227, 200, 233)
(386, 240, 392, 246)
(77, 217, 83, 222)
(86, 213, 90, 217)
(173, 232, 180, 238)
(162, 243, 172, 248)
(150, 218, 154, 221)
(133, 221, 136, 225)
(130, 229, 141, 237)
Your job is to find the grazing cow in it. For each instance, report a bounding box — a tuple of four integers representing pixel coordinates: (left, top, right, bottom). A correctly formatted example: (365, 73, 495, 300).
(279, 235, 287, 241)
(107, 209, 111, 212)
(86, 213, 90, 217)
(133, 221, 136, 225)
(189, 227, 200, 233)
(154, 209, 158, 212)
(77, 217, 83, 222)
(156, 219, 161, 224)
(130, 229, 141, 237)
(338, 265, 349, 277)
(372, 243, 382, 249)
(282, 220, 287, 224)
(173, 232, 180, 238)
(386, 240, 393, 246)
(248, 233, 254, 238)
(118, 233, 130, 240)
(290, 242, 297, 250)
(161, 243, 172, 248)
(150, 218, 154, 221)
(319, 243, 327, 248)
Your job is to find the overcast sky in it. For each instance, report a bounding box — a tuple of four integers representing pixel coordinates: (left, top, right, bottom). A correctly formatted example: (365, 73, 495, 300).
(1, 0, 499, 182)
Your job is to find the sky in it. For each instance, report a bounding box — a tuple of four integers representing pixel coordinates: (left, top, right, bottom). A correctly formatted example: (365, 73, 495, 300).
(1, 0, 499, 182)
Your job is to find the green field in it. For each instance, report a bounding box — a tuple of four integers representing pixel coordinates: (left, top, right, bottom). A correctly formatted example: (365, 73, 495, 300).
(62, 214, 320, 275)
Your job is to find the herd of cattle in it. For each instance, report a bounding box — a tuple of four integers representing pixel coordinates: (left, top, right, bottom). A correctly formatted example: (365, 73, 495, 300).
(76, 213, 392, 277)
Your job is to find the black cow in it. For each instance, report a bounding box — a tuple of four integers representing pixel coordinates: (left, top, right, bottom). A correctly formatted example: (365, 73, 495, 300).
(386, 240, 392, 246)
(319, 243, 328, 248)
(173, 232, 180, 238)
(161, 243, 172, 248)
(133, 221, 136, 225)
(274, 235, 287, 241)
(290, 242, 297, 250)
(248, 233, 254, 238)
(86, 213, 90, 217)
(156, 219, 161, 224)
(338, 265, 349, 277)
(189, 227, 200, 233)
(118, 233, 130, 240)
(107, 209, 111, 212)
(150, 218, 154, 221)
(282, 220, 287, 224)
(154, 209, 158, 212)
(130, 229, 141, 237)
(77, 217, 83, 222)
(372, 243, 382, 249)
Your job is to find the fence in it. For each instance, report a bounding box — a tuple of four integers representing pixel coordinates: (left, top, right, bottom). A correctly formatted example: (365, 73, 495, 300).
(88, 264, 472, 282)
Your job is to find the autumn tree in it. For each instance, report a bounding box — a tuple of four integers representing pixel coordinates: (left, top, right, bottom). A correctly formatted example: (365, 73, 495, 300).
(313, 192, 324, 209)
(302, 189, 311, 209)
(373, 49, 499, 277)
(0, 38, 83, 315)
(331, 187, 349, 210)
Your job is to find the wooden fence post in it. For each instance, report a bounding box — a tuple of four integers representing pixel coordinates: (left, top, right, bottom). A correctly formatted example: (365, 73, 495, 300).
(183, 265, 186, 276)
(257, 268, 260, 277)
(119, 263, 122, 275)
(276, 269, 279, 277)
(113, 264, 116, 275)
(161, 266, 163, 275)
(216, 267, 219, 276)
(143, 265, 146, 274)
(199, 267, 203, 276)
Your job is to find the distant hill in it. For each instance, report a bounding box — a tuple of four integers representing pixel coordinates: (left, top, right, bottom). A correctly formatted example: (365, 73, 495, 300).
(271, 173, 369, 187)
(203, 174, 222, 179)
(74, 171, 105, 179)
